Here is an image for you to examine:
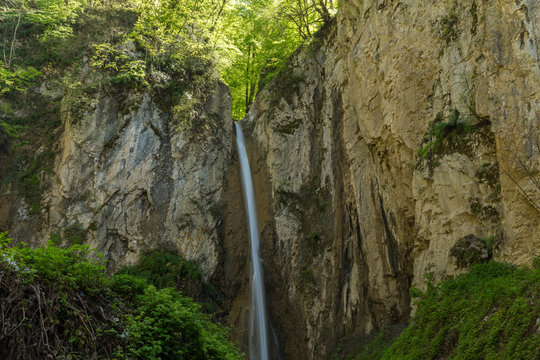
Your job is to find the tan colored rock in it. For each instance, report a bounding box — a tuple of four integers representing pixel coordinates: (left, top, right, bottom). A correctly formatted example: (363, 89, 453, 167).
(243, 0, 540, 358)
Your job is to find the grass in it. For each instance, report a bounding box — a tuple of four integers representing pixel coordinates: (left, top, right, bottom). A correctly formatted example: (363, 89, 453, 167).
(417, 109, 475, 168)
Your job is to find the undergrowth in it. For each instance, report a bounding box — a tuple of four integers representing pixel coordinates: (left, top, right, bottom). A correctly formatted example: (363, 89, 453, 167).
(337, 261, 540, 360)
(0, 232, 241, 360)
(384, 261, 540, 359)
(116, 248, 219, 312)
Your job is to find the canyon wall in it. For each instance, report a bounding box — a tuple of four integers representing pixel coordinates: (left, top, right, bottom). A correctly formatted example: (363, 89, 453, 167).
(1, 0, 540, 359)
(243, 0, 540, 358)
(0, 79, 235, 278)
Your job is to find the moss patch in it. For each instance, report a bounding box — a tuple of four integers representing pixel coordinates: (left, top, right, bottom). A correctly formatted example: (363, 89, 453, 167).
(274, 117, 303, 135)
(438, 3, 460, 43)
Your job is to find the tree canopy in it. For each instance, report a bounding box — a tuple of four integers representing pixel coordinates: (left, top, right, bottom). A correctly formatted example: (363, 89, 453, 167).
(0, 0, 337, 118)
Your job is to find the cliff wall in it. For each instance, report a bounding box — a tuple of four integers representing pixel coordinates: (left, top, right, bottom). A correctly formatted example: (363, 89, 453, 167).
(0, 78, 235, 279)
(1, 1, 539, 359)
(243, 0, 540, 358)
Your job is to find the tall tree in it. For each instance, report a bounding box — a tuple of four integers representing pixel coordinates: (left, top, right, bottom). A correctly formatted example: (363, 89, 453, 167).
(216, 0, 336, 118)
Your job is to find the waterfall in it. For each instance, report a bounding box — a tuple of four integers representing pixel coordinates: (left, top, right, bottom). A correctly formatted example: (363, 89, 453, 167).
(235, 122, 269, 360)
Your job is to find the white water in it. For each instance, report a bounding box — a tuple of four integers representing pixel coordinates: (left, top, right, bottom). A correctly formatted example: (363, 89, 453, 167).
(235, 122, 269, 360)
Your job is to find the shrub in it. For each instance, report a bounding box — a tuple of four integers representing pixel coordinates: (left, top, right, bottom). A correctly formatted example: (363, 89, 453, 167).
(0, 233, 118, 359)
(115, 248, 219, 313)
(0, 233, 242, 360)
(117, 286, 241, 360)
(117, 248, 203, 289)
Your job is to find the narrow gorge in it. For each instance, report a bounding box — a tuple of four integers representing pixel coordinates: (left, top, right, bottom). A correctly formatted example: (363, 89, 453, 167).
(1, 0, 539, 359)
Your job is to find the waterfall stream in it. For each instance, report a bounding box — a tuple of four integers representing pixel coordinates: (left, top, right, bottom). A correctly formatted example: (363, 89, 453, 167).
(235, 122, 269, 360)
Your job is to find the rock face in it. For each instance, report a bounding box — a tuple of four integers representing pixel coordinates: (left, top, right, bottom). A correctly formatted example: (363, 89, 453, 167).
(242, 0, 540, 358)
(2, 80, 235, 278)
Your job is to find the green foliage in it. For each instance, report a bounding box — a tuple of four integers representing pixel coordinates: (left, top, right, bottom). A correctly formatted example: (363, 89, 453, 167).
(0, 62, 42, 94)
(353, 330, 394, 360)
(534, 257, 540, 270)
(439, 5, 459, 43)
(335, 262, 540, 360)
(117, 248, 203, 289)
(49, 231, 61, 246)
(331, 324, 407, 360)
(20, 151, 45, 214)
(381, 262, 540, 360)
(218, 0, 337, 118)
(115, 248, 218, 311)
(470, 1, 478, 35)
(418, 109, 475, 162)
(0, 233, 242, 360)
(110, 273, 148, 299)
(65, 222, 86, 245)
(2, 0, 337, 121)
(91, 43, 147, 86)
(409, 286, 423, 299)
(0, 232, 106, 291)
(118, 286, 241, 360)
(480, 235, 495, 258)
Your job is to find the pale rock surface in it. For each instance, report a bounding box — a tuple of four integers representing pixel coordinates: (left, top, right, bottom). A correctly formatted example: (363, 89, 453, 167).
(243, 0, 540, 358)
(5, 82, 234, 278)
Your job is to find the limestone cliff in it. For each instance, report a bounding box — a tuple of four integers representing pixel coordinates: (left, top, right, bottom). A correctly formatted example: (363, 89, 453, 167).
(1, 0, 540, 359)
(242, 0, 540, 358)
(1, 76, 235, 278)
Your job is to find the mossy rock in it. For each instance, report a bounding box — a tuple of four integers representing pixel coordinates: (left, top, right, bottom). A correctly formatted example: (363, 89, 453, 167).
(449, 234, 489, 269)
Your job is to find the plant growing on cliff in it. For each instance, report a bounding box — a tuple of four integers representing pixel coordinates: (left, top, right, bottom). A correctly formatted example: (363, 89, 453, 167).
(438, 4, 459, 43)
(116, 248, 218, 310)
(417, 109, 474, 163)
(90, 43, 147, 86)
(340, 262, 540, 359)
(0, 61, 41, 94)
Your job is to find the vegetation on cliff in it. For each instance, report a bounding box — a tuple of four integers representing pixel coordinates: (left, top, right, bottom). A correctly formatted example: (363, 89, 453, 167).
(0, 0, 337, 120)
(0, 0, 338, 221)
(0, 232, 242, 360)
(336, 261, 540, 360)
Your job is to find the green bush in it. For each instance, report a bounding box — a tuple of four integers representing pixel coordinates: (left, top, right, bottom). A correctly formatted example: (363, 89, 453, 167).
(118, 286, 241, 360)
(117, 248, 203, 289)
(115, 248, 219, 313)
(0, 62, 42, 95)
(0, 232, 106, 291)
(0, 233, 242, 360)
(336, 262, 540, 360)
